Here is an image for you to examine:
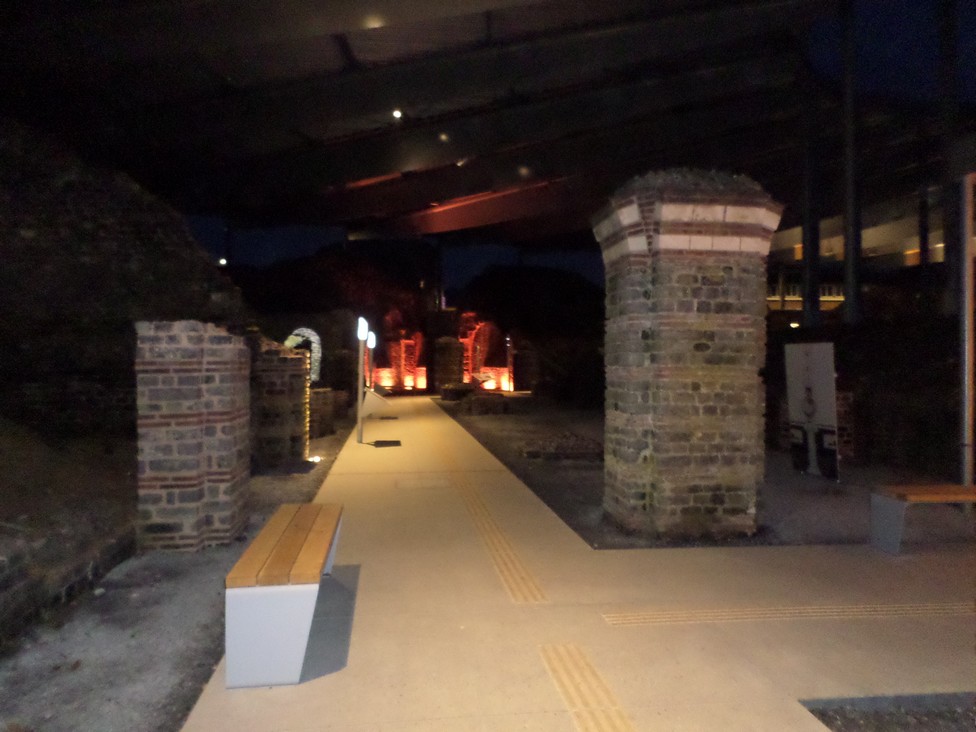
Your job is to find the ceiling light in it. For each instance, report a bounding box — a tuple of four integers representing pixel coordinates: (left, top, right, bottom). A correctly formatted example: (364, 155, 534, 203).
(392, 109, 403, 120)
(438, 132, 450, 143)
(789, 322, 801, 329)
(363, 14, 386, 29)
(517, 165, 532, 179)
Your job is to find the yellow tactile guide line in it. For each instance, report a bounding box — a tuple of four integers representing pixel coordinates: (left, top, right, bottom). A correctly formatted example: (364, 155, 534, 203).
(434, 437, 548, 604)
(453, 473, 548, 604)
(539, 643, 637, 732)
(440, 440, 639, 729)
(603, 601, 976, 626)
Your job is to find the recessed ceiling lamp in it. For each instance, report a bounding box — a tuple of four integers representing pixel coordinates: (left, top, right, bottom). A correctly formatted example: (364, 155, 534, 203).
(438, 132, 450, 143)
(517, 165, 532, 179)
(363, 14, 386, 29)
(392, 109, 403, 119)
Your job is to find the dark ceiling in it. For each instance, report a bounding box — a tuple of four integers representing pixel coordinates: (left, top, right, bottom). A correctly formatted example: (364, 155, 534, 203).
(2, 0, 974, 247)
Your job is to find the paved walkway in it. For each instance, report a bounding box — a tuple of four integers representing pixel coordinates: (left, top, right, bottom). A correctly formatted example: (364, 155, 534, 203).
(183, 396, 975, 731)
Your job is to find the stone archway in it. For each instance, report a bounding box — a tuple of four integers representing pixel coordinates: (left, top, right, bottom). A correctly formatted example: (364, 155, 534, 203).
(592, 169, 782, 538)
(284, 327, 322, 383)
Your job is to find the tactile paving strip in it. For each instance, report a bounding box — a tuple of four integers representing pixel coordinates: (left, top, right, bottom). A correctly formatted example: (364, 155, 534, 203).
(539, 643, 636, 732)
(603, 601, 975, 626)
(454, 476, 548, 604)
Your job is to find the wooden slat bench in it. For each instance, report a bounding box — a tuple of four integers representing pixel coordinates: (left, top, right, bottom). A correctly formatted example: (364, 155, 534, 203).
(225, 503, 343, 688)
(870, 485, 975, 554)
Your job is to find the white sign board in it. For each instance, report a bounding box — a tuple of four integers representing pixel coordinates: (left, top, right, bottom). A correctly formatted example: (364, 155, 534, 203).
(785, 342, 839, 479)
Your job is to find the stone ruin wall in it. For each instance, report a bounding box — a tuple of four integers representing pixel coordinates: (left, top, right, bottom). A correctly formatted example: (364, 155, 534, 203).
(0, 118, 246, 438)
(248, 332, 311, 470)
(135, 320, 250, 551)
(593, 169, 782, 538)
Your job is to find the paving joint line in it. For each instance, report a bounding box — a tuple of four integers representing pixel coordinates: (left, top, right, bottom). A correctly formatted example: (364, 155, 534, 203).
(603, 601, 976, 626)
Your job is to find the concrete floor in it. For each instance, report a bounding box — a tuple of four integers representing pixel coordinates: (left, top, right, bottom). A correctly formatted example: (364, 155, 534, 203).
(182, 396, 975, 731)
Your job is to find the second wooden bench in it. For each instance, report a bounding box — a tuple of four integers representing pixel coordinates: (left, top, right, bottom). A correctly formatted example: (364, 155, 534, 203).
(870, 484, 975, 554)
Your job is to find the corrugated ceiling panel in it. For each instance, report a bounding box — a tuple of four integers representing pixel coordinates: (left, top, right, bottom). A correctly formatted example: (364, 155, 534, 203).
(489, 0, 650, 42)
(208, 37, 347, 86)
(348, 14, 487, 65)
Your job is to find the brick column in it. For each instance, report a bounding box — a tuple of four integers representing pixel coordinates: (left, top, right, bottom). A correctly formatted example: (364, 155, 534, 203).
(248, 334, 310, 470)
(135, 320, 250, 551)
(592, 170, 782, 537)
(434, 336, 464, 389)
(309, 387, 335, 438)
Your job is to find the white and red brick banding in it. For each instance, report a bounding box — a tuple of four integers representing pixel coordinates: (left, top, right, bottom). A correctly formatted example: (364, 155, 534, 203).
(248, 334, 311, 470)
(592, 169, 782, 537)
(135, 321, 250, 550)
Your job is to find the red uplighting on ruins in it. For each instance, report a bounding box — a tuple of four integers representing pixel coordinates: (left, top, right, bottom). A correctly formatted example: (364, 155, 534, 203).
(372, 311, 513, 392)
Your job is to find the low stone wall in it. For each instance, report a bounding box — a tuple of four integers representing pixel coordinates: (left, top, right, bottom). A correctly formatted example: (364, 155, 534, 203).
(434, 337, 464, 391)
(135, 320, 250, 551)
(249, 333, 310, 469)
(309, 387, 335, 438)
(0, 529, 134, 645)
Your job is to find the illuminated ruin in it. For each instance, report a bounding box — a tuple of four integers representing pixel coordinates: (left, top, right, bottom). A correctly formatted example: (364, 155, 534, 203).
(372, 312, 513, 393)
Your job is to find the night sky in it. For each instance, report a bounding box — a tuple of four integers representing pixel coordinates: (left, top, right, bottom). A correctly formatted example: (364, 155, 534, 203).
(187, 215, 604, 293)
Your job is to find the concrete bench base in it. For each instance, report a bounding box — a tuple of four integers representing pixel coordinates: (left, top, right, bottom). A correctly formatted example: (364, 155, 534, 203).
(871, 485, 975, 555)
(224, 504, 342, 688)
(225, 583, 321, 688)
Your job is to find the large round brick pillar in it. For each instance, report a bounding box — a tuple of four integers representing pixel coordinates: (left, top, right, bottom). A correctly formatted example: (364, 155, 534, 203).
(592, 170, 782, 537)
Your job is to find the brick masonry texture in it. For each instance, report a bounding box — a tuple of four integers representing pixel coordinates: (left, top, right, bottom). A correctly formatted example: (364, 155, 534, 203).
(248, 331, 311, 470)
(135, 320, 250, 551)
(435, 336, 465, 389)
(309, 387, 336, 438)
(593, 169, 782, 537)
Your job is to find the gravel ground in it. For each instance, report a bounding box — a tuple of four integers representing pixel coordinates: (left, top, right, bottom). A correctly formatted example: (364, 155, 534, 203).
(0, 421, 353, 732)
(807, 695, 976, 732)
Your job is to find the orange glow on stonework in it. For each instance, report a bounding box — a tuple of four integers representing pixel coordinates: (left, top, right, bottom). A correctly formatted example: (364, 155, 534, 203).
(373, 317, 511, 392)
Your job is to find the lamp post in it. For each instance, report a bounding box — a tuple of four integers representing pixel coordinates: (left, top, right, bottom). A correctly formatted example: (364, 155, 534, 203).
(506, 335, 513, 392)
(366, 331, 376, 389)
(356, 317, 368, 443)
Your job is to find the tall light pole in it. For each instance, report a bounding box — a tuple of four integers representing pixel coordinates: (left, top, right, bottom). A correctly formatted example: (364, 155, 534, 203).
(367, 331, 376, 389)
(356, 317, 368, 443)
(506, 334, 513, 392)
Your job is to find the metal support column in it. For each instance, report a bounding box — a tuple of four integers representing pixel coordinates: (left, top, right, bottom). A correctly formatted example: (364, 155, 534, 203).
(841, 0, 862, 324)
(802, 84, 822, 328)
(961, 173, 974, 487)
(918, 185, 931, 267)
(938, 0, 961, 315)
